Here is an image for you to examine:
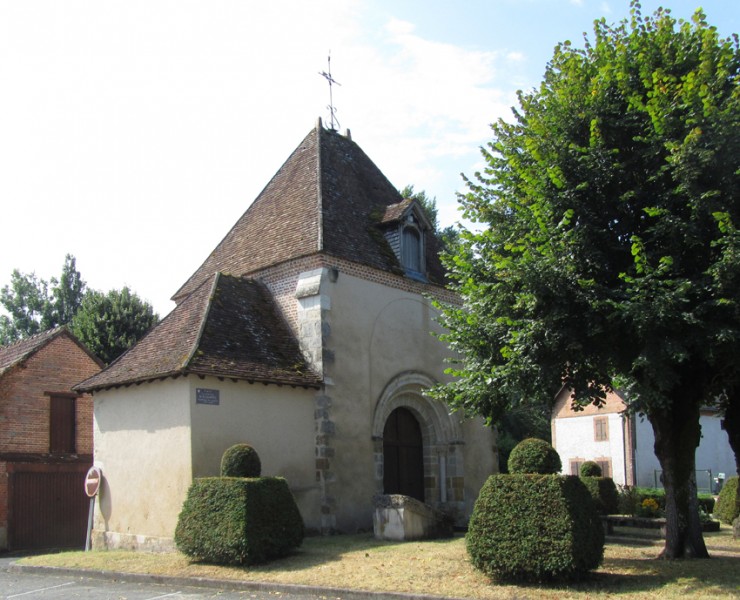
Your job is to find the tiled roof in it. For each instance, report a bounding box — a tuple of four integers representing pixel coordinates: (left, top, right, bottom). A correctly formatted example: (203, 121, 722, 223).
(381, 199, 414, 224)
(173, 121, 445, 302)
(75, 273, 321, 392)
(0, 326, 102, 377)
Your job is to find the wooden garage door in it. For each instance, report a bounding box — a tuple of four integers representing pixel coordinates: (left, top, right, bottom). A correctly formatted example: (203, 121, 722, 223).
(10, 468, 89, 551)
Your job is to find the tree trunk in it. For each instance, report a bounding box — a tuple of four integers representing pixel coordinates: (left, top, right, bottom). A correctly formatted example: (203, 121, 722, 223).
(722, 388, 740, 476)
(649, 392, 710, 559)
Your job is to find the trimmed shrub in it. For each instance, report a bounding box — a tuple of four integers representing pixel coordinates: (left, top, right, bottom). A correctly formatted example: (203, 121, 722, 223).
(507, 438, 562, 475)
(175, 476, 303, 565)
(580, 476, 620, 515)
(579, 461, 602, 478)
(467, 474, 604, 582)
(221, 443, 261, 478)
(715, 476, 739, 525)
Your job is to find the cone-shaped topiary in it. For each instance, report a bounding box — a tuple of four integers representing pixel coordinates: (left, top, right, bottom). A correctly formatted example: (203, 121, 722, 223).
(579, 461, 602, 477)
(221, 443, 262, 478)
(508, 438, 562, 474)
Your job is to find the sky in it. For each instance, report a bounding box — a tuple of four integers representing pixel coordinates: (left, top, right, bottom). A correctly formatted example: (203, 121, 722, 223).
(1, 0, 738, 317)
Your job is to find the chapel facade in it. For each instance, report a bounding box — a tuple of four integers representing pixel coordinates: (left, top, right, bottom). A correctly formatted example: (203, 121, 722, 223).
(77, 121, 497, 549)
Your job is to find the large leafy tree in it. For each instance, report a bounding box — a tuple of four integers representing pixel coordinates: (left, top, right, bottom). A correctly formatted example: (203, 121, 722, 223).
(432, 4, 739, 559)
(70, 287, 158, 365)
(0, 255, 159, 364)
(400, 185, 460, 252)
(0, 254, 85, 343)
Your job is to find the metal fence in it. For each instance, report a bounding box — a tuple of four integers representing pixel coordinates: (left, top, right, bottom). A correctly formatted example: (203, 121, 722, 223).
(653, 469, 718, 494)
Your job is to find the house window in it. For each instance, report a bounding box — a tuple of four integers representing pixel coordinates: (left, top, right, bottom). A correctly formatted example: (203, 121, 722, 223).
(596, 459, 612, 478)
(594, 416, 609, 442)
(50, 395, 76, 454)
(569, 460, 584, 476)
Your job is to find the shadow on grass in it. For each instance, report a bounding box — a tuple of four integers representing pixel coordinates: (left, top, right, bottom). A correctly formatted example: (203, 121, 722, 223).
(188, 532, 429, 574)
(502, 550, 740, 598)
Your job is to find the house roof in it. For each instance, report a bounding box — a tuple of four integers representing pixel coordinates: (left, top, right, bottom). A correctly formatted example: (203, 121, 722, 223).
(0, 326, 103, 378)
(75, 273, 322, 392)
(173, 120, 445, 302)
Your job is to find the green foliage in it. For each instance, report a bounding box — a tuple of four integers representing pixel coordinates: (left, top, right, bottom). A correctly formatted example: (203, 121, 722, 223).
(580, 461, 602, 477)
(467, 474, 604, 582)
(69, 287, 158, 364)
(497, 403, 552, 473)
(174, 477, 304, 565)
(638, 497, 663, 518)
(617, 486, 715, 516)
(400, 184, 460, 254)
(430, 2, 740, 557)
(0, 255, 158, 364)
(714, 476, 739, 524)
(580, 476, 620, 515)
(221, 444, 262, 478)
(507, 438, 562, 475)
(0, 254, 84, 344)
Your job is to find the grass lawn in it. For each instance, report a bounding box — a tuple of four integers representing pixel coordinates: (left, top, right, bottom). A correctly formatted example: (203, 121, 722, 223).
(19, 527, 740, 599)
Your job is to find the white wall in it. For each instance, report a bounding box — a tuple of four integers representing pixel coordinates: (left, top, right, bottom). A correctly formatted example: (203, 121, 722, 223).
(554, 413, 628, 485)
(93, 379, 192, 549)
(634, 413, 737, 491)
(189, 377, 320, 530)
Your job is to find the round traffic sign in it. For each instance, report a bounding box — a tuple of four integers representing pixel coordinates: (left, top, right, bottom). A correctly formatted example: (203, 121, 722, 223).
(85, 466, 102, 497)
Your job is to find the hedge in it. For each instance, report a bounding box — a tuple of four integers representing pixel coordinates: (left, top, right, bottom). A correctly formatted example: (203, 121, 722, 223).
(175, 476, 303, 565)
(221, 443, 262, 478)
(618, 487, 715, 516)
(715, 476, 739, 525)
(507, 438, 562, 475)
(467, 474, 604, 582)
(580, 476, 620, 515)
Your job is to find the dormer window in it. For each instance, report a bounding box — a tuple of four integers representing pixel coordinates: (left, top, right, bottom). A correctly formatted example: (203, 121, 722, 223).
(380, 199, 431, 282)
(402, 223, 423, 274)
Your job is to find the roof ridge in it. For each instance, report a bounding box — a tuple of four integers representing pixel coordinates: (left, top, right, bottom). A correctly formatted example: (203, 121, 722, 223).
(316, 117, 324, 253)
(181, 272, 221, 370)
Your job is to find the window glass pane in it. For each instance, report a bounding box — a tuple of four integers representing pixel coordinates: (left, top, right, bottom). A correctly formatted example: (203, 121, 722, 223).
(402, 228, 421, 272)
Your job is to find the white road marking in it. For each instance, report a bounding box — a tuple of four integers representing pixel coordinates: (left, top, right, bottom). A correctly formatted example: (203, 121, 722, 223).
(7, 581, 75, 597)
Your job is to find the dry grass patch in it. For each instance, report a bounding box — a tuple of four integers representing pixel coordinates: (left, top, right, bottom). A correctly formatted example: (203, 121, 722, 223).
(19, 528, 740, 599)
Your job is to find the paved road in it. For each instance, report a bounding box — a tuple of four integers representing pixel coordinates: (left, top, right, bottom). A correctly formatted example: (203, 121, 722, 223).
(0, 568, 332, 599)
(0, 560, 357, 600)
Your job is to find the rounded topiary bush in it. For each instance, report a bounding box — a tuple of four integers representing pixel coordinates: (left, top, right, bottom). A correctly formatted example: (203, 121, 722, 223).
(221, 443, 261, 478)
(175, 476, 304, 565)
(467, 474, 604, 582)
(507, 438, 562, 475)
(580, 461, 602, 478)
(580, 476, 620, 515)
(714, 476, 739, 525)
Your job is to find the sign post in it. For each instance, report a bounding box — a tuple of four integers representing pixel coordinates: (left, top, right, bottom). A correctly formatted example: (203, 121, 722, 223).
(84, 466, 102, 552)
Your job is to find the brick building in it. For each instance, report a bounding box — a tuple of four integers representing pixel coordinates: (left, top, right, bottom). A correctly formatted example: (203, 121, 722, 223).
(0, 326, 103, 550)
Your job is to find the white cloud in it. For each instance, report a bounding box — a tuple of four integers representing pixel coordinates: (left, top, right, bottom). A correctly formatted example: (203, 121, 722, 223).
(0, 0, 516, 315)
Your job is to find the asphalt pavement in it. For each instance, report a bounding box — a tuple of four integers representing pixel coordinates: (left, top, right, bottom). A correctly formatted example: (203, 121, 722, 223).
(0, 553, 461, 600)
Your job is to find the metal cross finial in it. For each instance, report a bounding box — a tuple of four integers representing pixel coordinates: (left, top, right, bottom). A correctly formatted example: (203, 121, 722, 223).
(319, 53, 341, 130)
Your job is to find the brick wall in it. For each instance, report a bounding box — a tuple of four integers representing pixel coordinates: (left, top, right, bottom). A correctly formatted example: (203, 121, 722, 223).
(0, 332, 101, 544)
(0, 334, 99, 455)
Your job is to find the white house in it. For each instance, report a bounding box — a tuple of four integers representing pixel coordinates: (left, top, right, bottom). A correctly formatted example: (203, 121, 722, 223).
(76, 120, 498, 551)
(552, 387, 736, 492)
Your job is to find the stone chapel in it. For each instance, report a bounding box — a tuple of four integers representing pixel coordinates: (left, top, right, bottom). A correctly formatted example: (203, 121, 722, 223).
(77, 120, 497, 550)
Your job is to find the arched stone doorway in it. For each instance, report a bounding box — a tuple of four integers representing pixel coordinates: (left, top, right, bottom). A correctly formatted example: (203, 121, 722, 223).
(383, 407, 424, 502)
(372, 371, 465, 512)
